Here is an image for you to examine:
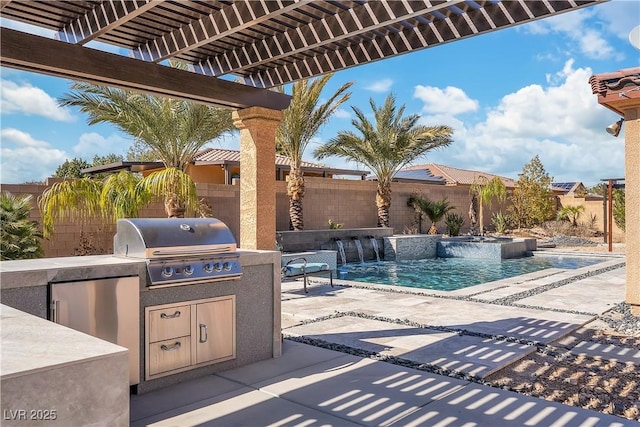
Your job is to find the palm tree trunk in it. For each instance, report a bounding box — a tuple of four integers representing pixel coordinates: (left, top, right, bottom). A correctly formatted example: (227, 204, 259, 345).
(376, 183, 391, 228)
(289, 199, 303, 230)
(287, 168, 305, 231)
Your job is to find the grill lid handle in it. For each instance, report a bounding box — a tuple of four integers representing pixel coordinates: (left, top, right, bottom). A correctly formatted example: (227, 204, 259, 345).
(151, 246, 234, 256)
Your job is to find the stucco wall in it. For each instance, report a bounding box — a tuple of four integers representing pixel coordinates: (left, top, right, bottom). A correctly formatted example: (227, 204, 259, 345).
(3, 177, 530, 258)
(557, 194, 624, 242)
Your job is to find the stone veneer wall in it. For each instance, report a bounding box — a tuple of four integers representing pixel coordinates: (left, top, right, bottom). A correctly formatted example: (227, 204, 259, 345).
(278, 228, 393, 264)
(383, 235, 442, 260)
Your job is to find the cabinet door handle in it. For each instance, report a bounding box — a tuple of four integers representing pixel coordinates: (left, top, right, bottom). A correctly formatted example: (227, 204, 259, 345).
(160, 310, 181, 319)
(51, 300, 60, 323)
(199, 324, 208, 343)
(160, 342, 182, 351)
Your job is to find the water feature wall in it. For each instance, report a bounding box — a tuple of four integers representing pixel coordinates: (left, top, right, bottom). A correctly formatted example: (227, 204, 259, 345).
(383, 235, 442, 260)
(277, 228, 393, 264)
(436, 237, 536, 260)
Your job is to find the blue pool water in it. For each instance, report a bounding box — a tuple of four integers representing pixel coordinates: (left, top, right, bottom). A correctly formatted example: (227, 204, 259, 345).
(336, 256, 604, 291)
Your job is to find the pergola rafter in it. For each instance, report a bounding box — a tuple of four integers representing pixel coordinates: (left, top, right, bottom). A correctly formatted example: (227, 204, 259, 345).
(0, 0, 606, 91)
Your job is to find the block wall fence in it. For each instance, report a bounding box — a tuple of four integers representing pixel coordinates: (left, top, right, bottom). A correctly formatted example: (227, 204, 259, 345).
(1, 177, 621, 258)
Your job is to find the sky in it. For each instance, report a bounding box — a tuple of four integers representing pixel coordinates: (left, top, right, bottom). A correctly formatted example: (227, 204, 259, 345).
(1, 0, 639, 187)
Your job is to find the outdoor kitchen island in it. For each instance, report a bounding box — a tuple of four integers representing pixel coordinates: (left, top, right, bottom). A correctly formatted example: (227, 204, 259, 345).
(0, 247, 281, 425)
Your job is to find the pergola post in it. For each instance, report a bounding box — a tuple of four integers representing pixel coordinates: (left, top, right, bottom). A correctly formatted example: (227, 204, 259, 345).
(232, 107, 283, 250)
(625, 107, 640, 315)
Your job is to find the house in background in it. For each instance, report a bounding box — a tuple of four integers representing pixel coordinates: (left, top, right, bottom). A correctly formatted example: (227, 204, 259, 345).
(552, 182, 589, 197)
(82, 147, 369, 184)
(392, 163, 518, 189)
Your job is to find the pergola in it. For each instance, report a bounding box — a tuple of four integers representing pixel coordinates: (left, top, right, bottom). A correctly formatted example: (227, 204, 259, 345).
(0, 0, 607, 250)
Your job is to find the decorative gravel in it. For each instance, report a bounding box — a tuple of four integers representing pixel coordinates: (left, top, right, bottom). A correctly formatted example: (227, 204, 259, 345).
(539, 236, 599, 246)
(289, 261, 640, 421)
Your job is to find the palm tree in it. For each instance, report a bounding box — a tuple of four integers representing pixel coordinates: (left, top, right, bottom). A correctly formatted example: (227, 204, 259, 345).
(276, 75, 353, 230)
(1, 192, 44, 260)
(423, 198, 455, 234)
(557, 205, 585, 227)
(38, 171, 149, 238)
(407, 196, 454, 234)
(314, 94, 453, 227)
(469, 176, 507, 235)
(58, 81, 234, 217)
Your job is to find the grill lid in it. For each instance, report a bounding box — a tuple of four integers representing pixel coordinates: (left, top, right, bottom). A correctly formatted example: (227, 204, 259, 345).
(114, 218, 237, 259)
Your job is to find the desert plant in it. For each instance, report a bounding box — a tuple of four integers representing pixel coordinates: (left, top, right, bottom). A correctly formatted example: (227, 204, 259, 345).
(587, 213, 598, 230)
(491, 211, 510, 234)
(328, 219, 344, 229)
(445, 213, 464, 236)
(315, 94, 452, 227)
(1, 192, 44, 260)
(469, 176, 507, 235)
(557, 205, 585, 227)
(612, 189, 625, 231)
(407, 194, 426, 233)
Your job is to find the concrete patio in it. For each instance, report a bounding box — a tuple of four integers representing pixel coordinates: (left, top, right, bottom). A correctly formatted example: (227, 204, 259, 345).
(131, 253, 637, 426)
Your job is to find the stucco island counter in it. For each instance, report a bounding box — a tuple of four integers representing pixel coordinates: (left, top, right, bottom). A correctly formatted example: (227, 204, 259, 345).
(0, 251, 281, 425)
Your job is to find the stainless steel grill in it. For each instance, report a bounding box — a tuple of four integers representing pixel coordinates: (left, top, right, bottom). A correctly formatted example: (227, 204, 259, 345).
(114, 218, 242, 287)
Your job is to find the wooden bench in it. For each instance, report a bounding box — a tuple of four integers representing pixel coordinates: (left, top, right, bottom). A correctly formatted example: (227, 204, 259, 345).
(281, 257, 334, 293)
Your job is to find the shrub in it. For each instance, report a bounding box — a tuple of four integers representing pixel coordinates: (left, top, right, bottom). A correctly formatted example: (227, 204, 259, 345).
(491, 211, 510, 234)
(328, 219, 343, 229)
(445, 213, 464, 236)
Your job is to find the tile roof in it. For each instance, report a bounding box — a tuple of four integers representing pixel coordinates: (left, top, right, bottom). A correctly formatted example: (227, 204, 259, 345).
(194, 148, 327, 169)
(392, 169, 445, 184)
(589, 67, 640, 115)
(401, 164, 518, 188)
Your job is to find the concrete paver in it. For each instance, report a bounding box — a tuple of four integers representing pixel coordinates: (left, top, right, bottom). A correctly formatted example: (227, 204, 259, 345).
(284, 316, 535, 378)
(131, 260, 635, 426)
(518, 268, 627, 313)
(130, 341, 636, 427)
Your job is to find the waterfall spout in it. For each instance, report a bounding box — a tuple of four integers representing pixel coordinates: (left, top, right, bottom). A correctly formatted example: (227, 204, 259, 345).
(335, 239, 347, 265)
(369, 237, 381, 263)
(354, 239, 364, 263)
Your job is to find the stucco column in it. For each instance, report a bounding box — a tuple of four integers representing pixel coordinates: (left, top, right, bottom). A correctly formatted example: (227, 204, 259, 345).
(625, 107, 640, 315)
(232, 107, 282, 250)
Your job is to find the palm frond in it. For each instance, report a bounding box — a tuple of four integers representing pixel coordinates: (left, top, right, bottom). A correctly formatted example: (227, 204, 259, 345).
(37, 178, 105, 237)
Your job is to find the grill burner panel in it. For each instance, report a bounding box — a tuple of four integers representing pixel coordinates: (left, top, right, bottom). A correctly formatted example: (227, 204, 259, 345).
(114, 218, 242, 287)
(147, 255, 242, 286)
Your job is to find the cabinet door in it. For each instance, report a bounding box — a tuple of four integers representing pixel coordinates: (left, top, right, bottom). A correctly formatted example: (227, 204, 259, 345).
(195, 297, 235, 364)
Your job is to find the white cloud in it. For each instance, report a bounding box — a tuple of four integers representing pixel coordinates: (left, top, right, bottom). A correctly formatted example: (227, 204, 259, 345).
(1, 80, 74, 122)
(72, 132, 130, 158)
(414, 86, 479, 115)
(418, 61, 625, 185)
(333, 108, 352, 119)
(0, 128, 50, 149)
(0, 128, 68, 183)
(521, 4, 624, 60)
(364, 79, 393, 93)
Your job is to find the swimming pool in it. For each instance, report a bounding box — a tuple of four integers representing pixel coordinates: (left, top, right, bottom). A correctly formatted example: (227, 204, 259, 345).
(336, 255, 605, 291)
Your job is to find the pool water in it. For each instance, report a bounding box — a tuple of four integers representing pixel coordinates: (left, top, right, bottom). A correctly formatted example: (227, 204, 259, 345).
(336, 256, 604, 291)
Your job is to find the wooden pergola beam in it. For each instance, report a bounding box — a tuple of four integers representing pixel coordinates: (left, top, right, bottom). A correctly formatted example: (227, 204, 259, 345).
(0, 27, 291, 111)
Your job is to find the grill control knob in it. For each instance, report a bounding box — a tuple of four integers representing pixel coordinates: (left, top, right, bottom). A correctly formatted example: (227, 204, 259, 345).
(214, 262, 223, 272)
(222, 262, 233, 271)
(184, 265, 194, 276)
(203, 262, 214, 273)
(161, 266, 174, 278)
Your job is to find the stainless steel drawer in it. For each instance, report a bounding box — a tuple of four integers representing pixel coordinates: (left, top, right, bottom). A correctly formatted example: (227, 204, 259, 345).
(148, 305, 191, 342)
(148, 336, 191, 376)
